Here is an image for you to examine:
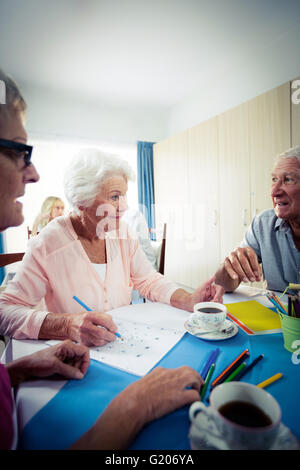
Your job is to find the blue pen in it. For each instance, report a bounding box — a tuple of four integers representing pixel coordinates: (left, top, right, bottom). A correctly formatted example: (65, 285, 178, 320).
(201, 348, 220, 380)
(72, 295, 122, 339)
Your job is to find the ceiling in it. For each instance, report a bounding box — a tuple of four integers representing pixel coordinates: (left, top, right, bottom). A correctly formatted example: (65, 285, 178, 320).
(1, 0, 300, 113)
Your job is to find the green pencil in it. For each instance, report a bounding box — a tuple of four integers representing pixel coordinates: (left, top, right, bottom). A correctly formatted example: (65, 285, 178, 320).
(224, 362, 247, 383)
(200, 363, 215, 400)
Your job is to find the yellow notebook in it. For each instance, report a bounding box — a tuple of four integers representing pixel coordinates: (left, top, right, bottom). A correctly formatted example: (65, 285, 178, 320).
(225, 300, 282, 335)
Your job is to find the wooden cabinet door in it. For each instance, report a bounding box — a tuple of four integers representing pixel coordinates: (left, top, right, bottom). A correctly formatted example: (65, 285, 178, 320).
(218, 101, 251, 260)
(154, 131, 190, 285)
(187, 117, 220, 287)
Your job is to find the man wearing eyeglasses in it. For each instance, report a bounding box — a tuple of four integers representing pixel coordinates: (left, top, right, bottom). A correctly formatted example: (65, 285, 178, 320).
(0, 78, 39, 231)
(215, 146, 300, 293)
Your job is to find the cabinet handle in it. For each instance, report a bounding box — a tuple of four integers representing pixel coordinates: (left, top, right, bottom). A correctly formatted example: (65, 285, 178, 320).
(242, 208, 247, 226)
(214, 209, 218, 225)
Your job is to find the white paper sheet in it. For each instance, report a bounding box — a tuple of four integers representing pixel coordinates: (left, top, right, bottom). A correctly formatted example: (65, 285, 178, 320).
(48, 302, 188, 377)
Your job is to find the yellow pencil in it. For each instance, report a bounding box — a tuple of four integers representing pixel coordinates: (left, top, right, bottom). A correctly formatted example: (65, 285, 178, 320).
(256, 373, 283, 389)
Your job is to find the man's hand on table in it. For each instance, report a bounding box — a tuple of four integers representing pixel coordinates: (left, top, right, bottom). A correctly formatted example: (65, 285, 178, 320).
(215, 246, 262, 292)
(70, 366, 203, 450)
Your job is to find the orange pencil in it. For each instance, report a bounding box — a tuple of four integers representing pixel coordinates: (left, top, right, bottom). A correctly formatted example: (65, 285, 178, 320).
(211, 348, 249, 388)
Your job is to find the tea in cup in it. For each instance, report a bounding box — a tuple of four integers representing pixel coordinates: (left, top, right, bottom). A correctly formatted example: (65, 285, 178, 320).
(191, 302, 227, 332)
(189, 382, 281, 450)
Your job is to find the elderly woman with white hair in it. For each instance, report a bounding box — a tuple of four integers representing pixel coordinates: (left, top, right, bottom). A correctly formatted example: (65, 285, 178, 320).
(215, 145, 300, 293)
(0, 148, 222, 345)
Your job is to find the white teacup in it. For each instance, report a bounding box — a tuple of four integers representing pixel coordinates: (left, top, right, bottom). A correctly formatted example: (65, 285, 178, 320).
(189, 382, 281, 450)
(191, 302, 227, 332)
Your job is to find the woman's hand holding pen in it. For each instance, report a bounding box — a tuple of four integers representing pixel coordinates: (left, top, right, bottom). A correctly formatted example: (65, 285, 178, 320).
(39, 311, 118, 347)
(67, 311, 119, 347)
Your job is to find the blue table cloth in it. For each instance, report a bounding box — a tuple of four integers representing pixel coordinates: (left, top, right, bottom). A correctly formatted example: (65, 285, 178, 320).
(19, 328, 300, 450)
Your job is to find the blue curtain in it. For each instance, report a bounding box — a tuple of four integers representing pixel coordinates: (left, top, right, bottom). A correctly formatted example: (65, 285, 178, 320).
(0, 234, 4, 284)
(137, 141, 156, 236)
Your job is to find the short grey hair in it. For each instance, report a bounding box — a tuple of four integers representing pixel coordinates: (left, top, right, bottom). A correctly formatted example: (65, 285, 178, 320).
(276, 145, 300, 167)
(0, 69, 26, 124)
(63, 148, 135, 213)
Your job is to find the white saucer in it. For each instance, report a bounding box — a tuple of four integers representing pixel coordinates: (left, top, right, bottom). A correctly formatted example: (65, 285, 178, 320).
(184, 318, 238, 341)
(189, 410, 299, 450)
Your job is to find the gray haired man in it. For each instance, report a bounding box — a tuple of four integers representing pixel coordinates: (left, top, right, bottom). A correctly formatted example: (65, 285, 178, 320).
(215, 146, 300, 293)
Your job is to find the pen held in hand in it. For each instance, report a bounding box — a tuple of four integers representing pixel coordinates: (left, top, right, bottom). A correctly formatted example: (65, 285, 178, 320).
(72, 295, 123, 340)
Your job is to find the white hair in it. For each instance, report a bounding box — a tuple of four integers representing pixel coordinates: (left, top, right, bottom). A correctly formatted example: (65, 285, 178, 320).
(276, 145, 300, 166)
(63, 148, 135, 213)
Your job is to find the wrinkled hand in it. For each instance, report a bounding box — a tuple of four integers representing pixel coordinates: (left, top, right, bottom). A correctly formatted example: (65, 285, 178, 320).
(118, 366, 203, 424)
(190, 275, 224, 308)
(223, 246, 262, 284)
(70, 365, 203, 450)
(68, 311, 118, 347)
(7, 340, 90, 386)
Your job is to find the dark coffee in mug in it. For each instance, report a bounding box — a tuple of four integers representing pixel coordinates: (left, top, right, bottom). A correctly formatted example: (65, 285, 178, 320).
(197, 307, 223, 314)
(219, 401, 272, 428)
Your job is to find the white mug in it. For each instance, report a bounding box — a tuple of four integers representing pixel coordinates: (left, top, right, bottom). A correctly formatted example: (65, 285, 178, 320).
(191, 302, 227, 332)
(189, 382, 281, 450)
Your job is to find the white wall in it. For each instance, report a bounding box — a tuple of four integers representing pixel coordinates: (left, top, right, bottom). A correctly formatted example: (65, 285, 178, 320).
(22, 83, 169, 144)
(166, 21, 300, 137)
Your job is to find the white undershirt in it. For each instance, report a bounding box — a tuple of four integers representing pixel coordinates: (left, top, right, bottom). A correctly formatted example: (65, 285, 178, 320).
(92, 263, 107, 282)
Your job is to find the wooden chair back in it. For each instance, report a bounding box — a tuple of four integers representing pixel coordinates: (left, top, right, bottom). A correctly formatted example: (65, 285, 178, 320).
(0, 252, 25, 268)
(149, 223, 167, 275)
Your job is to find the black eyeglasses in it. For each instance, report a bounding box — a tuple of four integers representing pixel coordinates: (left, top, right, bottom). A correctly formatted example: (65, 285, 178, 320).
(0, 138, 33, 167)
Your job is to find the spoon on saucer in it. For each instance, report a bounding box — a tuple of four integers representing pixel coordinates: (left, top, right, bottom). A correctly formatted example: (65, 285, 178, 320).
(194, 325, 234, 336)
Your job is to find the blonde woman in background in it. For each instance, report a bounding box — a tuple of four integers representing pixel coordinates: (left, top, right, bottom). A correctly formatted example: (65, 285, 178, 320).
(32, 196, 65, 235)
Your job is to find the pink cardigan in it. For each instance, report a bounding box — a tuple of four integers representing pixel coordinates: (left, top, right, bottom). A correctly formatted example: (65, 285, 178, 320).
(0, 216, 178, 339)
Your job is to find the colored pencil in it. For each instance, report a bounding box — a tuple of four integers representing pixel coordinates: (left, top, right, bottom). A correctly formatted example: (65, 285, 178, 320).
(72, 295, 123, 339)
(224, 362, 247, 383)
(270, 292, 288, 314)
(237, 354, 264, 380)
(200, 363, 215, 400)
(201, 348, 220, 380)
(256, 373, 283, 389)
(210, 348, 249, 389)
(267, 295, 287, 315)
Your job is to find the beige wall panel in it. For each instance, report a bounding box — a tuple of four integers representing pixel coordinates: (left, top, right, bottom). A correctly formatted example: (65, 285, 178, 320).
(248, 82, 291, 217)
(187, 117, 220, 287)
(218, 101, 251, 260)
(153, 131, 191, 285)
